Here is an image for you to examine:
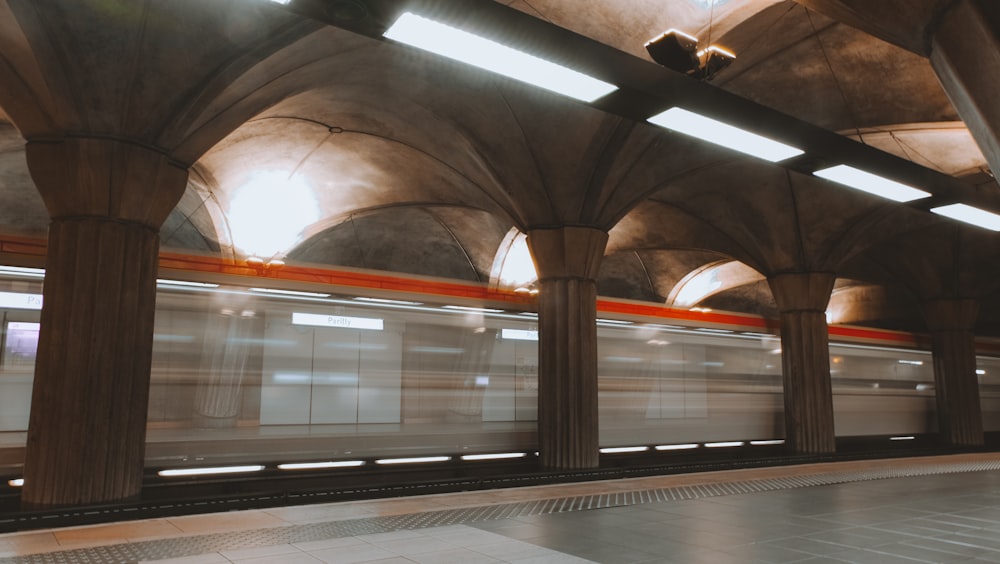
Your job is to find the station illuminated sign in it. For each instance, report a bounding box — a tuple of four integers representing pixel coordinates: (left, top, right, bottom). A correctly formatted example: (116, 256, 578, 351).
(0, 292, 42, 310)
(291, 312, 384, 331)
(501, 328, 538, 341)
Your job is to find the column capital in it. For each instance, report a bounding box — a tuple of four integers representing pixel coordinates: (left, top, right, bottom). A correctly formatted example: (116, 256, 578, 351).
(922, 298, 979, 332)
(526, 226, 608, 282)
(768, 272, 836, 313)
(26, 137, 187, 229)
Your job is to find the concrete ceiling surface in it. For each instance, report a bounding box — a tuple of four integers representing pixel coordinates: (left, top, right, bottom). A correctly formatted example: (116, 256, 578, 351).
(0, 0, 999, 334)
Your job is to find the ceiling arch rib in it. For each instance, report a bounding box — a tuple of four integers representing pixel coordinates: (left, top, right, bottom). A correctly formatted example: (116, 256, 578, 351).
(288, 205, 510, 283)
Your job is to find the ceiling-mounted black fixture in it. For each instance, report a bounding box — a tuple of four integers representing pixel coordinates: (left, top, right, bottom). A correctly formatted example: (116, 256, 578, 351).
(645, 29, 734, 80)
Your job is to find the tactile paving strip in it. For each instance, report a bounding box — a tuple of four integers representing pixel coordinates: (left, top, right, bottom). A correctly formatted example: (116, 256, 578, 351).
(4, 459, 1000, 564)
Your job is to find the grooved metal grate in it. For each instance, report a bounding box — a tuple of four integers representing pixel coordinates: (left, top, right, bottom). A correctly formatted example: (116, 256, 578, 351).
(4, 460, 1000, 564)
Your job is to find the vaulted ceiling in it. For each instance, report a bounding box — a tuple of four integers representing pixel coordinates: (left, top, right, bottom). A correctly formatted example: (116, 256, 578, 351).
(0, 0, 997, 334)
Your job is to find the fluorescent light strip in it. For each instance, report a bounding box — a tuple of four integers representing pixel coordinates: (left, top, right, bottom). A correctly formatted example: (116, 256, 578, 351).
(931, 203, 1000, 231)
(647, 107, 804, 162)
(695, 328, 734, 334)
(898, 360, 924, 366)
(375, 456, 451, 465)
(655, 443, 700, 451)
(461, 452, 528, 461)
(384, 12, 617, 103)
(814, 165, 930, 203)
(277, 461, 365, 470)
(0, 266, 45, 278)
(977, 369, 986, 375)
(704, 441, 744, 448)
(157, 279, 220, 288)
(599, 446, 649, 454)
(441, 305, 504, 314)
(890, 436, 915, 441)
(158, 465, 265, 477)
(250, 287, 330, 298)
(8, 478, 23, 487)
(354, 297, 422, 306)
(597, 319, 633, 325)
(749, 439, 785, 446)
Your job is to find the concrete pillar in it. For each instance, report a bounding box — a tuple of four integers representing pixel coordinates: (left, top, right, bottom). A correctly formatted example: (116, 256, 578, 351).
(22, 138, 187, 507)
(930, 0, 1000, 177)
(768, 272, 837, 454)
(526, 226, 608, 469)
(922, 299, 984, 447)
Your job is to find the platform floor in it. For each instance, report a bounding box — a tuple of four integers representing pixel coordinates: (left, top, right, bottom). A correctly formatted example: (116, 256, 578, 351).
(4, 454, 1000, 563)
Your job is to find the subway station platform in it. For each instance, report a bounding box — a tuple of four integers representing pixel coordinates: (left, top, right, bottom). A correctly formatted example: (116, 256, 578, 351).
(3, 454, 1000, 563)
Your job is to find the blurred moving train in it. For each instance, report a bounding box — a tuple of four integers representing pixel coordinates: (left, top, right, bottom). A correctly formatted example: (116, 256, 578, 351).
(1, 262, 999, 482)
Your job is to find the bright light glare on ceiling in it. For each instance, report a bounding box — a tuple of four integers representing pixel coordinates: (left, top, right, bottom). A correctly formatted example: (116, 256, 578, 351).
(647, 107, 804, 162)
(383, 12, 618, 102)
(673, 266, 722, 307)
(813, 165, 930, 203)
(496, 231, 538, 289)
(931, 203, 1000, 231)
(228, 171, 320, 259)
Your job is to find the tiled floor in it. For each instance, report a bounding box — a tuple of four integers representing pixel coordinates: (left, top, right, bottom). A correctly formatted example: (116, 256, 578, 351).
(3, 453, 1000, 563)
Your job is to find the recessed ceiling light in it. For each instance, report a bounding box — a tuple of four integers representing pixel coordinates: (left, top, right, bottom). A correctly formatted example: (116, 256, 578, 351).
(814, 165, 930, 202)
(931, 203, 1000, 231)
(384, 12, 617, 102)
(647, 107, 803, 162)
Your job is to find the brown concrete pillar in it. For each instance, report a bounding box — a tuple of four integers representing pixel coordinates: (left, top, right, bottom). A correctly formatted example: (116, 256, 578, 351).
(922, 299, 984, 447)
(930, 0, 1000, 177)
(22, 138, 187, 507)
(526, 227, 607, 469)
(768, 272, 837, 454)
